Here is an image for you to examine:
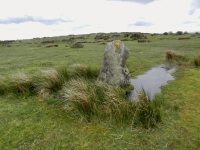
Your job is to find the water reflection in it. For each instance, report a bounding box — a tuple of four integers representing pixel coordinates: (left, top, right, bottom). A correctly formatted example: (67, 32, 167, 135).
(129, 65, 176, 100)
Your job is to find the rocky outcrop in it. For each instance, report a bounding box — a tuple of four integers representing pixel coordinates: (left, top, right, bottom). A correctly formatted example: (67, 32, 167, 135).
(98, 40, 130, 87)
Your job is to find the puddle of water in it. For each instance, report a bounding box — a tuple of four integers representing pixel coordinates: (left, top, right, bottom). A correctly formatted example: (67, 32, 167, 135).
(129, 65, 176, 100)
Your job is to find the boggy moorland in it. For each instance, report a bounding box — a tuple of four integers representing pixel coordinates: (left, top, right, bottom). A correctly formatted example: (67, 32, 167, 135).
(0, 32, 200, 149)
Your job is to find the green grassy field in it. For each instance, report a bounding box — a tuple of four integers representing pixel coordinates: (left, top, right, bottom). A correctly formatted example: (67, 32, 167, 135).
(0, 33, 200, 149)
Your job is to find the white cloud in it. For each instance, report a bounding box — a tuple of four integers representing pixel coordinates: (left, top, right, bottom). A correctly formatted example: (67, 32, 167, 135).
(0, 0, 199, 40)
(107, 0, 156, 5)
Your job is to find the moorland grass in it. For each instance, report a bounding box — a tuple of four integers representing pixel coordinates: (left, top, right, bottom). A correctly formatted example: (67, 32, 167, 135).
(0, 63, 161, 128)
(194, 55, 200, 67)
(0, 64, 99, 97)
(62, 79, 160, 127)
(165, 50, 184, 62)
(0, 33, 200, 149)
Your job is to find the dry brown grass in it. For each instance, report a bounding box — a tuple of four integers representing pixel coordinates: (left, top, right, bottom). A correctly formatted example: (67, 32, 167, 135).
(39, 69, 63, 98)
(178, 37, 190, 40)
(11, 73, 32, 93)
(138, 39, 151, 43)
(62, 79, 134, 123)
(0, 76, 8, 94)
(62, 79, 161, 127)
(166, 50, 184, 61)
(194, 56, 200, 67)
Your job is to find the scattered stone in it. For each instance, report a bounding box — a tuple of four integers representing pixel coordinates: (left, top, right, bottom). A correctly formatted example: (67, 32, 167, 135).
(98, 40, 131, 87)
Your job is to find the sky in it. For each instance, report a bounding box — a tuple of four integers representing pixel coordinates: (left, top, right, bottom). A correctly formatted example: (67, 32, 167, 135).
(0, 0, 200, 40)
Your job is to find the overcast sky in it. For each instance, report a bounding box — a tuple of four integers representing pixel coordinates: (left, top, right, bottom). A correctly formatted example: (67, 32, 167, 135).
(0, 0, 200, 40)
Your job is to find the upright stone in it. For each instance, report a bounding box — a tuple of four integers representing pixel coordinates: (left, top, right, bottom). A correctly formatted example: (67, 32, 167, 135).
(98, 40, 130, 87)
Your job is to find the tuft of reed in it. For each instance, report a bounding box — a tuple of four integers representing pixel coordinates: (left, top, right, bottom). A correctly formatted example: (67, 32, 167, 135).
(194, 56, 200, 67)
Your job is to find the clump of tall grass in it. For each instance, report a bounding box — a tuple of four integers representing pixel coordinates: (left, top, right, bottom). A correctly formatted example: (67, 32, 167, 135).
(0, 64, 99, 97)
(133, 90, 162, 129)
(0, 72, 36, 95)
(38, 69, 64, 98)
(10, 73, 33, 94)
(166, 50, 185, 62)
(0, 69, 67, 96)
(178, 37, 190, 40)
(38, 64, 99, 98)
(62, 79, 161, 128)
(0, 73, 34, 94)
(0, 64, 162, 128)
(194, 56, 200, 67)
(37, 64, 98, 98)
(72, 64, 99, 79)
(0, 76, 8, 94)
(62, 79, 135, 123)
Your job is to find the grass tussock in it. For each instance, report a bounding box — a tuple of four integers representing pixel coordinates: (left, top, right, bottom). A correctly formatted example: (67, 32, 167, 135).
(38, 69, 64, 98)
(134, 90, 162, 128)
(10, 73, 33, 93)
(72, 64, 99, 79)
(0, 63, 161, 128)
(62, 79, 133, 123)
(62, 79, 161, 128)
(0, 65, 99, 98)
(0, 76, 8, 94)
(166, 50, 185, 62)
(0, 73, 34, 94)
(194, 56, 200, 67)
(178, 37, 190, 40)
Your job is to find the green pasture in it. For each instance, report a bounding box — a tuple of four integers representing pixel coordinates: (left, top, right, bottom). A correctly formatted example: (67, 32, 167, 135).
(0, 33, 200, 149)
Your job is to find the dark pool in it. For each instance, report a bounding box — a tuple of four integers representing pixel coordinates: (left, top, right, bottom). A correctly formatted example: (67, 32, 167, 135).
(129, 65, 176, 100)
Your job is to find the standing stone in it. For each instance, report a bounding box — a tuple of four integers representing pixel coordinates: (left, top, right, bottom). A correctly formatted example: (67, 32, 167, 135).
(98, 40, 130, 87)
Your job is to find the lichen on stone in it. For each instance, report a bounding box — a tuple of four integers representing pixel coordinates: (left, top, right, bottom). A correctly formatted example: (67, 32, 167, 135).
(113, 40, 122, 52)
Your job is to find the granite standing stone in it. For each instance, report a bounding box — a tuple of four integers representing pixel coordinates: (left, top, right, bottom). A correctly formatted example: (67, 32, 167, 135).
(98, 40, 130, 87)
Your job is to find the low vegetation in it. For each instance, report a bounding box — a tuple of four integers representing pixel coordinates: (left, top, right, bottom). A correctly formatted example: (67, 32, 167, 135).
(0, 32, 200, 149)
(138, 39, 151, 43)
(70, 42, 84, 48)
(178, 37, 190, 40)
(62, 79, 161, 128)
(0, 63, 161, 129)
(166, 50, 185, 62)
(194, 55, 200, 67)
